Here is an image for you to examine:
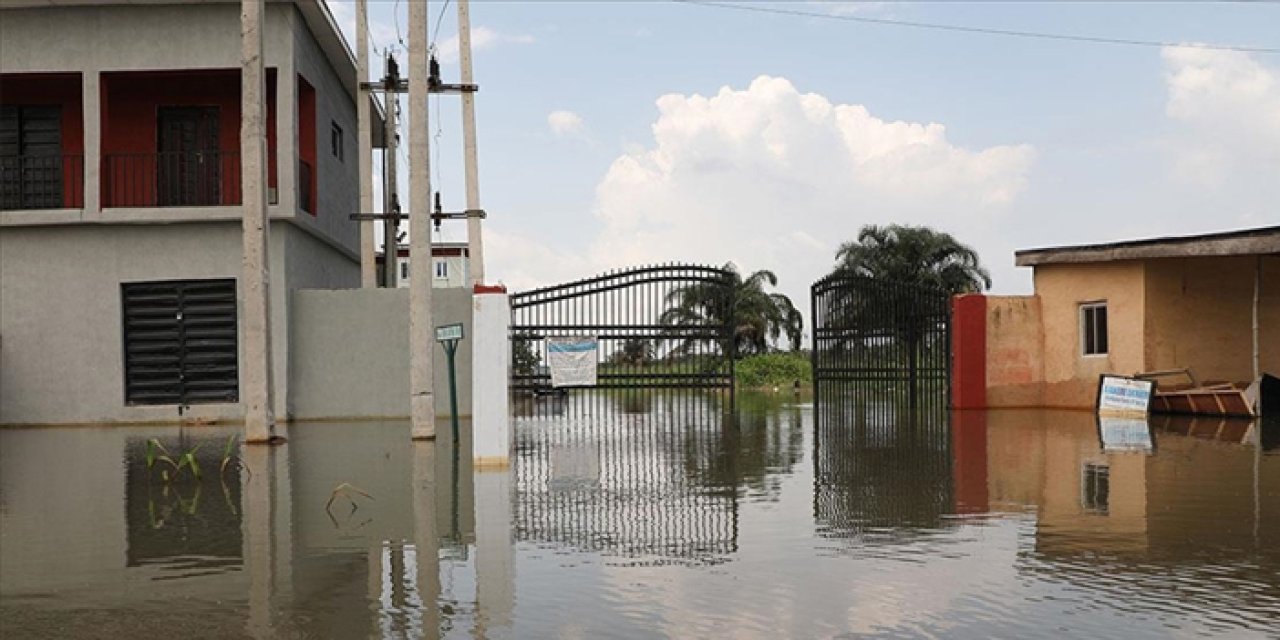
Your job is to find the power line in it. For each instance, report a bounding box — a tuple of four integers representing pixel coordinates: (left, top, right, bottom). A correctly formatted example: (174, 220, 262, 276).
(433, 0, 453, 48)
(673, 0, 1280, 54)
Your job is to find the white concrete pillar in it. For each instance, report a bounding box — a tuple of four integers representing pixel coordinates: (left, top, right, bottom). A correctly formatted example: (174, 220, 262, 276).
(457, 0, 485, 286)
(81, 70, 100, 216)
(357, 0, 377, 288)
(241, 0, 276, 441)
(408, 0, 436, 439)
(472, 291, 510, 466)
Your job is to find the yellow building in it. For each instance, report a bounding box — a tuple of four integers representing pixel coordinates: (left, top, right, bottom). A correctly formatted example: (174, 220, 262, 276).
(954, 226, 1279, 410)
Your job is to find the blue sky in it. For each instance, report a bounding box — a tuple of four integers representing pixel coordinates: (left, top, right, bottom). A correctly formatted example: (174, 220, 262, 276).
(328, 1, 1279, 318)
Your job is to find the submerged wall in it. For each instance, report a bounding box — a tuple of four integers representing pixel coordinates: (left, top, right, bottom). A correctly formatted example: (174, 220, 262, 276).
(288, 287, 474, 419)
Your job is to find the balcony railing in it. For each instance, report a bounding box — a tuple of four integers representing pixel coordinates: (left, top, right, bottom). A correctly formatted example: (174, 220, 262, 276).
(299, 159, 314, 214)
(104, 151, 241, 208)
(0, 154, 84, 210)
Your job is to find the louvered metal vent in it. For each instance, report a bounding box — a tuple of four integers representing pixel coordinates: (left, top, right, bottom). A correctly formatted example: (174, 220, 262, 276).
(122, 279, 239, 405)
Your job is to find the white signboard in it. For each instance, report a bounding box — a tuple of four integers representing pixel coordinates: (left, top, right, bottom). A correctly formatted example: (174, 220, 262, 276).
(1098, 416, 1155, 453)
(436, 323, 464, 342)
(1097, 375, 1154, 416)
(547, 337, 598, 388)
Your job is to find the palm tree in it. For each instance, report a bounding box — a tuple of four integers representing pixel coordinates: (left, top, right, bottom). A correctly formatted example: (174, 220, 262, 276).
(660, 263, 802, 359)
(833, 224, 990, 293)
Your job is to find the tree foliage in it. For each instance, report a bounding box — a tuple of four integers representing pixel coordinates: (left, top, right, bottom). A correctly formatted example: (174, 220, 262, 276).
(660, 263, 803, 358)
(833, 224, 991, 294)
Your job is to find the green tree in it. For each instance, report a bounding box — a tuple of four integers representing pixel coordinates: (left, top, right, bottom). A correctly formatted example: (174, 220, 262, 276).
(660, 263, 803, 358)
(611, 337, 655, 366)
(833, 224, 990, 293)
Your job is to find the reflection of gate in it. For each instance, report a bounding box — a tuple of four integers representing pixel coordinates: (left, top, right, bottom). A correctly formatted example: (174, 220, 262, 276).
(509, 265, 735, 396)
(810, 275, 951, 412)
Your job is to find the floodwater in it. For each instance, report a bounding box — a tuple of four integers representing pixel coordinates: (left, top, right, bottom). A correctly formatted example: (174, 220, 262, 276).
(1, 393, 1278, 639)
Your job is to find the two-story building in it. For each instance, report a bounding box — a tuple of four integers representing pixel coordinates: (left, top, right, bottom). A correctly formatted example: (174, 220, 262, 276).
(0, 0, 377, 424)
(378, 242, 473, 289)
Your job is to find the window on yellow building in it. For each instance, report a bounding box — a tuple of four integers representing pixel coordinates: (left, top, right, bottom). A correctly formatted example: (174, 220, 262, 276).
(1080, 302, 1108, 356)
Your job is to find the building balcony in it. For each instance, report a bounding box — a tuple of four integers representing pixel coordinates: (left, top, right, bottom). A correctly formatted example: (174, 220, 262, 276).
(0, 154, 84, 210)
(103, 151, 241, 208)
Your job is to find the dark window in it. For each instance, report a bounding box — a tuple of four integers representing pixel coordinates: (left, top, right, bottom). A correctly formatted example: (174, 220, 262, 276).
(1082, 463, 1110, 514)
(400, 261, 409, 280)
(331, 121, 343, 161)
(1081, 302, 1108, 356)
(0, 105, 63, 209)
(435, 260, 448, 279)
(122, 279, 239, 405)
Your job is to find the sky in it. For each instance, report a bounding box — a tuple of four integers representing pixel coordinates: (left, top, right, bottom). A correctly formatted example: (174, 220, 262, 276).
(326, 0, 1280, 328)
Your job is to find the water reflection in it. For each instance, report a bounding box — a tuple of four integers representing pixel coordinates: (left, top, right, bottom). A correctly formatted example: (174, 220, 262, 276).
(1, 401, 1278, 638)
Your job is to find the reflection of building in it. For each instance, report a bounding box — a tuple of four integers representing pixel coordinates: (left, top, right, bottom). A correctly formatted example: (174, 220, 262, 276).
(953, 227, 1279, 410)
(980, 410, 1280, 612)
(515, 394, 740, 561)
(376, 242, 471, 289)
(1, 1, 373, 425)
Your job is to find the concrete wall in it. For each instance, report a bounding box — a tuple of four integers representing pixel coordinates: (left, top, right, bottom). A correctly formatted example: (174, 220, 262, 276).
(1035, 261, 1146, 408)
(986, 295, 1044, 408)
(0, 222, 357, 425)
(1143, 256, 1280, 383)
(288, 288, 474, 419)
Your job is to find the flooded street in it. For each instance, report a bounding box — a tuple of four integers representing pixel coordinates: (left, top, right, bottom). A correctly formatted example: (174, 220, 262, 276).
(2, 394, 1278, 638)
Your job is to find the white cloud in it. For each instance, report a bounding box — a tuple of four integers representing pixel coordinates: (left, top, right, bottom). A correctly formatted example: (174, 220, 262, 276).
(547, 110, 586, 137)
(435, 26, 535, 64)
(487, 75, 1034, 327)
(1162, 47, 1280, 192)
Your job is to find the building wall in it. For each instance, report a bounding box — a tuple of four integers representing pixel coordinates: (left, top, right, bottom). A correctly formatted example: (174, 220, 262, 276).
(289, 4, 359, 254)
(1034, 261, 1147, 408)
(0, 221, 357, 425)
(985, 295, 1045, 408)
(1143, 255, 1280, 383)
(288, 288, 474, 420)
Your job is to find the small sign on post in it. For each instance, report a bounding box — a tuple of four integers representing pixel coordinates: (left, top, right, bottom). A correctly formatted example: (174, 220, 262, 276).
(1096, 374, 1157, 454)
(436, 323, 465, 442)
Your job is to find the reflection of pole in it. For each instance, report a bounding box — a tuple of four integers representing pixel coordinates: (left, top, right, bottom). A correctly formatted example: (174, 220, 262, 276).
(457, 0, 485, 286)
(411, 443, 440, 638)
(474, 468, 514, 634)
(242, 434, 291, 639)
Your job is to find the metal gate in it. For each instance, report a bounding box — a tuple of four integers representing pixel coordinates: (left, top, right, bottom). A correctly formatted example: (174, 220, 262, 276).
(509, 264, 735, 401)
(810, 275, 951, 413)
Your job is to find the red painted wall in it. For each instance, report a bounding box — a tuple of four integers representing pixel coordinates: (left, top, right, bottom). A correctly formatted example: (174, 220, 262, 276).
(100, 69, 277, 207)
(951, 294, 988, 409)
(0, 73, 85, 207)
(950, 410, 989, 514)
(297, 74, 316, 215)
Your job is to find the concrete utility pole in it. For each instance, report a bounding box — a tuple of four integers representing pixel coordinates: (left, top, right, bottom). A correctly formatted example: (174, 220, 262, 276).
(240, 0, 275, 443)
(383, 53, 401, 289)
(357, 0, 376, 288)
(409, 0, 436, 439)
(457, 0, 485, 286)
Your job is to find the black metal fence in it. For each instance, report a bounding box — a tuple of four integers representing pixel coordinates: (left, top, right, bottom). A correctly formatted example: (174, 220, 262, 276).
(104, 151, 240, 208)
(509, 265, 736, 404)
(0, 154, 83, 210)
(811, 275, 951, 413)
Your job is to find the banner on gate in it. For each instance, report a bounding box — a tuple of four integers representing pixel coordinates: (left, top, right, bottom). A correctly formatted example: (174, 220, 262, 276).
(547, 337, 598, 388)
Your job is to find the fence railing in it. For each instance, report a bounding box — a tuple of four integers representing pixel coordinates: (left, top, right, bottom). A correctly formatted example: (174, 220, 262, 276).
(0, 154, 84, 210)
(103, 151, 241, 208)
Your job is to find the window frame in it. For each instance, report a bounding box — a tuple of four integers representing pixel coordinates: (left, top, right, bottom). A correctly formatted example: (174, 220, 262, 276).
(330, 121, 344, 161)
(435, 259, 448, 279)
(1079, 301, 1108, 357)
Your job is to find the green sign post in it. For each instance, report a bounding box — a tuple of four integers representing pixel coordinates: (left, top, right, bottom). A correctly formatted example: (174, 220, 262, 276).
(435, 323, 465, 442)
